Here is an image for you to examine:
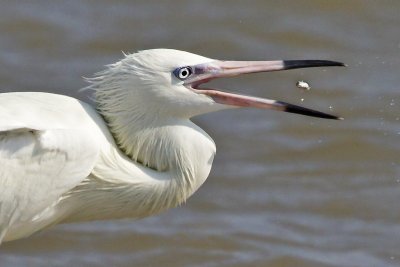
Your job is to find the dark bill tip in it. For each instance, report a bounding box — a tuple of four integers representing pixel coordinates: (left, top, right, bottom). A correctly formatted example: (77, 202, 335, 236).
(283, 60, 346, 70)
(276, 101, 342, 120)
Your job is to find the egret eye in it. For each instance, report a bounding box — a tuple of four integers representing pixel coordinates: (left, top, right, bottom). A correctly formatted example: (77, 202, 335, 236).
(174, 66, 193, 80)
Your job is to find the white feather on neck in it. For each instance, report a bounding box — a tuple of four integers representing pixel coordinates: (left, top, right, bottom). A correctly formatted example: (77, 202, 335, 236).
(87, 53, 205, 171)
(68, 52, 217, 220)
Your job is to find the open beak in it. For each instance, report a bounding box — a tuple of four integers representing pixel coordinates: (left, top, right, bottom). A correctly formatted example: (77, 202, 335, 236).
(185, 60, 345, 119)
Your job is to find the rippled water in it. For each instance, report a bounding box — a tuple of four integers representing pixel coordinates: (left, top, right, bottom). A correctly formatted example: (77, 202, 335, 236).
(1, 1, 399, 266)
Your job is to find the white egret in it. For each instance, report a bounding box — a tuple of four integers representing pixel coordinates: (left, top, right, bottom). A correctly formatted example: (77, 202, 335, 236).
(0, 49, 344, 243)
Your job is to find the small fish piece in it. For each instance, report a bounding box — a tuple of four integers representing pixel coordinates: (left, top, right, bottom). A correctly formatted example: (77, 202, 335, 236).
(296, 80, 311, 90)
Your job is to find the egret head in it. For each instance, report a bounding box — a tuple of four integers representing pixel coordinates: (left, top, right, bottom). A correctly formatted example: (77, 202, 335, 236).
(89, 49, 344, 122)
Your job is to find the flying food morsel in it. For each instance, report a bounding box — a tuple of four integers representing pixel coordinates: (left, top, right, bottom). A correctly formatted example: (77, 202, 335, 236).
(296, 80, 311, 90)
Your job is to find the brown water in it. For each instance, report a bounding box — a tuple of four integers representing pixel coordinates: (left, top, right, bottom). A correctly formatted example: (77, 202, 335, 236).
(1, 1, 399, 266)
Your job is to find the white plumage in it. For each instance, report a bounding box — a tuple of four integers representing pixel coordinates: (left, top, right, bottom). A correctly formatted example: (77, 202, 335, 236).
(0, 49, 343, 243)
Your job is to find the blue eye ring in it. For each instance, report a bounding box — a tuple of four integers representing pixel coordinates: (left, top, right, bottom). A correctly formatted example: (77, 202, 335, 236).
(173, 66, 193, 80)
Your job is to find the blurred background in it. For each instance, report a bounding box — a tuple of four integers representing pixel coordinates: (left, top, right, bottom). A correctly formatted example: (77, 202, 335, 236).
(0, 1, 399, 266)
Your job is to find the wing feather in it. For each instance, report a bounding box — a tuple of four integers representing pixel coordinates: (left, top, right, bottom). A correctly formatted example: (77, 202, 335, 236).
(0, 93, 101, 241)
